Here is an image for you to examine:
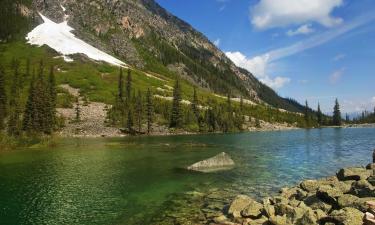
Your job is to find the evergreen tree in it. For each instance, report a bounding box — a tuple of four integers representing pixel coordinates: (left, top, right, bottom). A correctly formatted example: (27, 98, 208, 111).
(304, 100, 310, 127)
(127, 109, 134, 134)
(332, 98, 342, 126)
(255, 118, 261, 128)
(192, 87, 199, 120)
(170, 79, 182, 128)
(317, 103, 323, 126)
(345, 113, 350, 122)
(46, 66, 56, 133)
(126, 69, 132, 102)
(75, 97, 81, 122)
(0, 66, 6, 130)
(23, 72, 36, 132)
(118, 68, 124, 102)
(146, 88, 153, 134)
(135, 91, 143, 133)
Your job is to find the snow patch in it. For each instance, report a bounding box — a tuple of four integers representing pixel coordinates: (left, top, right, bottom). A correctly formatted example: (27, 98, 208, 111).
(26, 13, 127, 67)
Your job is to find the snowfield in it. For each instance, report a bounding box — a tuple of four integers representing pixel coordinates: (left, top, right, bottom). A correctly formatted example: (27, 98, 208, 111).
(26, 13, 127, 67)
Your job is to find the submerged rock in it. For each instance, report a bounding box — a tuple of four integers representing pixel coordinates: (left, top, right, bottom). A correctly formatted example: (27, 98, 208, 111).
(187, 152, 235, 172)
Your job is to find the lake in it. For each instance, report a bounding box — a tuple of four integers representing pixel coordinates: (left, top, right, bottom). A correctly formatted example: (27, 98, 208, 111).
(1, 128, 375, 225)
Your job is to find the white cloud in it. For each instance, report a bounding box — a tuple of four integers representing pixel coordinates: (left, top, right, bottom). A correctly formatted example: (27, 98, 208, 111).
(298, 79, 309, 84)
(332, 53, 346, 61)
(226, 13, 375, 90)
(251, 0, 344, 29)
(287, 24, 315, 36)
(267, 13, 375, 62)
(214, 38, 221, 47)
(372, 97, 375, 104)
(329, 68, 345, 84)
(225, 51, 290, 89)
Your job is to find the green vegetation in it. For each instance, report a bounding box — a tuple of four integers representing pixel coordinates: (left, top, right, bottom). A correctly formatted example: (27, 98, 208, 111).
(332, 98, 342, 126)
(0, 40, 326, 148)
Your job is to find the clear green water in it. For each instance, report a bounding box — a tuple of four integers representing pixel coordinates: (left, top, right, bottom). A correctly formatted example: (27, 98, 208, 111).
(1, 128, 375, 225)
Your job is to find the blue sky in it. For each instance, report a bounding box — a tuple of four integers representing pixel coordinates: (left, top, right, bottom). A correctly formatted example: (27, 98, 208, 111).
(156, 0, 375, 114)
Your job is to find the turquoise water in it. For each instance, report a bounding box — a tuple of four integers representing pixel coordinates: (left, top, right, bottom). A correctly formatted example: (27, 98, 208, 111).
(1, 128, 375, 225)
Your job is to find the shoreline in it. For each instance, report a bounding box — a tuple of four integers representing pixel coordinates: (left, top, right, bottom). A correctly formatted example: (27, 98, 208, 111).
(203, 163, 375, 225)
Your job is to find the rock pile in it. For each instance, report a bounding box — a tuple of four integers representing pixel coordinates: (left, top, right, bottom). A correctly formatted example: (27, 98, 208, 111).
(210, 165, 375, 225)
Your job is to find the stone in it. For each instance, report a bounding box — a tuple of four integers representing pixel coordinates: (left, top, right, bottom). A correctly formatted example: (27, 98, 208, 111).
(295, 208, 317, 225)
(366, 163, 375, 170)
(304, 195, 332, 213)
(316, 185, 344, 205)
(241, 200, 263, 219)
(350, 179, 375, 198)
(247, 216, 268, 225)
(268, 215, 287, 225)
(337, 194, 361, 208)
(337, 167, 372, 181)
(323, 207, 364, 225)
(263, 204, 276, 218)
(187, 152, 235, 172)
(300, 180, 321, 193)
(280, 187, 307, 200)
(275, 203, 305, 224)
(228, 195, 253, 218)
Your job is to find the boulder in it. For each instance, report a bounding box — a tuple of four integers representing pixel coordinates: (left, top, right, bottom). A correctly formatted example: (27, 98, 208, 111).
(187, 152, 235, 172)
(274, 203, 305, 224)
(241, 200, 263, 219)
(295, 208, 318, 225)
(337, 167, 371, 181)
(316, 185, 343, 205)
(350, 180, 375, 198)
(247, 216, 268, 225)
(322, 207, 364, 225)
(304, 195, 332, 213)
(280, 187, 307, 200)
(337, 194, 361, 208)
(268, 215, 287, 225)
(366, 163, 375, 170)
(228, 195, 253, 218)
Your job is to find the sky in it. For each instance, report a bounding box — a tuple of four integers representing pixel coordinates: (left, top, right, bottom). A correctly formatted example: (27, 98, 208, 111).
(156, 0, 375, 114)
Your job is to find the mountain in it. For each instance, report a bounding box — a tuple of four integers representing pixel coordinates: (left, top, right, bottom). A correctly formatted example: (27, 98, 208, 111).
(1, 0, 306, 113)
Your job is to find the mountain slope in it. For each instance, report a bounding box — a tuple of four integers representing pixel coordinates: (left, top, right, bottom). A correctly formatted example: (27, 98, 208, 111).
(1, 0, 306, 113)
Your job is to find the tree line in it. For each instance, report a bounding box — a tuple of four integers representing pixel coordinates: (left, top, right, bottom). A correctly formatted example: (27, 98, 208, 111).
(107, 69, 317, 134)
(0, 59, 58, 136)
(303, 98, 343, 127)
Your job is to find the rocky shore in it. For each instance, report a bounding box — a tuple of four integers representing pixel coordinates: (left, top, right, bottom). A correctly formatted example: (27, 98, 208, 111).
(205, 165, 375, 225)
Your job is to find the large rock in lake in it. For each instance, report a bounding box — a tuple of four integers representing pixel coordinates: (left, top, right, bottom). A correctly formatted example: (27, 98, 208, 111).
(187, 152, 235, 172)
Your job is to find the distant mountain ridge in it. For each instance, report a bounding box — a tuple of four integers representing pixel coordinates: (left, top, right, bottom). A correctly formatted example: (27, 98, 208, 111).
(2, 0, 307, 113)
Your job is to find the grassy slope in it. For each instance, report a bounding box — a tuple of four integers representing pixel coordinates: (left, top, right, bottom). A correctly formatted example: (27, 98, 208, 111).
(0, 41, 309, 128)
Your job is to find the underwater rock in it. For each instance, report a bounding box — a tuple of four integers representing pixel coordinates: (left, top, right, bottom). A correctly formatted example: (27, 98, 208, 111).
(187, 152, 235, 172)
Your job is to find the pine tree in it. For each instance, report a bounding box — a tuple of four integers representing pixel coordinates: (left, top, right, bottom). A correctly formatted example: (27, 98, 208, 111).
(317, 103, 323, 126)
(192, 87, 199, 120)
(127, 109, 134, 134)
(46, 66, 56, 133)
(146, 88, 153, 134)
(332, 98, 342, 126)
(304, 100, 310, 127)
(135, 91, 143, 133)
(345, 113, 350, 122)
(0, 66, 6, 130)
(118, 68, 124, 102)
(75, 97, 81, 122)
(170, 79, 182, 128)
(23, 72, 36, 132)
(126, 69, 132, 102)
